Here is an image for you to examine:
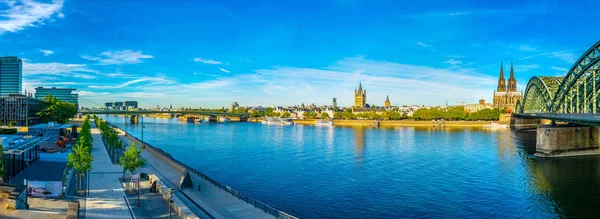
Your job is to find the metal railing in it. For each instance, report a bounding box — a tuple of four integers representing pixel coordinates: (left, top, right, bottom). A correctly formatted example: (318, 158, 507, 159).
(106, 122, 298, 219)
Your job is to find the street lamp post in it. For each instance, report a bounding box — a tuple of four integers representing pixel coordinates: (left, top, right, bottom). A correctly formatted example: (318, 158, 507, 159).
(168, 189, 173, 219)
(25, 159, 31, 209)
(141, 115, 145, 148)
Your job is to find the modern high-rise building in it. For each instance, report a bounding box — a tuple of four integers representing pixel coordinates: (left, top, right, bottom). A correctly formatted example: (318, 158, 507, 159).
(35, 87, 79, 108)
(0, 56, 23, 97)
(124, 101, 138, 109)
(332, 98, 337, 108)
(105, 101, 138, 110)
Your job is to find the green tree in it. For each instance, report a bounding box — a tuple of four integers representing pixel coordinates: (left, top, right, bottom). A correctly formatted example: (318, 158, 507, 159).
(264, 108, 274, 117)
(8, 122, 15, 127)
(37, 95, 77, 124)
(302, 111, 310, 119)
(282, 112, 291, 118)
(119, 143, 146, 178)
(67, 136, 93, 192)
(321, 112, 329, 118)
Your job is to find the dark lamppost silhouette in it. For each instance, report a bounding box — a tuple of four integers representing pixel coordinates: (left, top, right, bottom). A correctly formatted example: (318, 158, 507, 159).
(25, 159, 31, 209)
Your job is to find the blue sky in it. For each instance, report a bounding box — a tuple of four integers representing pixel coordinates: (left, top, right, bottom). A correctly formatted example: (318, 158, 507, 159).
(0, 0, 598, 108)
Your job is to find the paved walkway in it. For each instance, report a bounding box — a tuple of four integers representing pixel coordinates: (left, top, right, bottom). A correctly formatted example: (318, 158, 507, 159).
(119, 133, 277, 219)
(86, 128, 133, 219)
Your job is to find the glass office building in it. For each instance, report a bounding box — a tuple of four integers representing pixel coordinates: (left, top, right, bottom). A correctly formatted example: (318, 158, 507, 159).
(35, 87, 79, 108)
(0, 56, 23, 97)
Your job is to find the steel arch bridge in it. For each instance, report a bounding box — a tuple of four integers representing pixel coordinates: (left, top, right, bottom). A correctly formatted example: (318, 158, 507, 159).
(516, 40, 600, 114)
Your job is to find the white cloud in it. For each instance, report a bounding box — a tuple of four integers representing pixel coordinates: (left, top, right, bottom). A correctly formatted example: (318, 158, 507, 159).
(219, 68, 231, 73)
(551, 66, 568, 72)
(448, 12, 469, 16)
(518, 44, 535, 52)
(0, 0, 64, 34)
(444, 59, 463, 65)
(193, 58, 222, 64)
(514, 64, 539, 72)
(193, 72, 198, 75)
(75, 91, 110, 96)
(415, 42, 432, 48)
(39, 49, 54, 56)
(88, 77, 174, 89)
(550, 51, 577, 64)
(82, 50, 154, 65)
(23, 60, 98, 79)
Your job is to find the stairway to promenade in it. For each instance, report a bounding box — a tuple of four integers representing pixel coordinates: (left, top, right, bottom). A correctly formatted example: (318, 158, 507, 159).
(118, 133, 279, 219)
(86, 128, 133, 219)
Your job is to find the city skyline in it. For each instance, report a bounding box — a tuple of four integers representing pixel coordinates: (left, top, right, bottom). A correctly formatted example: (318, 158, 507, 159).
(0, 0, 598, 108)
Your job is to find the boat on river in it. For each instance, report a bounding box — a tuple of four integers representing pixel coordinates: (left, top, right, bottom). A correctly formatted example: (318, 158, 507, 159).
(315, 120, 333, 127)
(483, 122, 508, 129)
(261, 117, 294, 125)
(219, 117, 231, 123)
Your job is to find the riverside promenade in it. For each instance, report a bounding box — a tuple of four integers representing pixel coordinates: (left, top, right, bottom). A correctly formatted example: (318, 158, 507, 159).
(117, 131, 281, 219)
(86, 128, 133, 218)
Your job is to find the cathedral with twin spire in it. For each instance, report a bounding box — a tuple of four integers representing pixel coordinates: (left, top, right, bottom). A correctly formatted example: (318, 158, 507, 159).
(492, 63, 522, 112)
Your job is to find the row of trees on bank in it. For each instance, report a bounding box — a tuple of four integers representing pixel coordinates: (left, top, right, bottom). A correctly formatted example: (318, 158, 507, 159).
(67, 116, 93, 193)
(333, 110, 410, 120)
(97, 119, 123, 162)
(412, 106, 500, 121)
(96, 118, 145, 179)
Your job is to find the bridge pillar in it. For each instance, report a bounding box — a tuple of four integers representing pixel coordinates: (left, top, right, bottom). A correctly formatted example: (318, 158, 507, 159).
(510, 116, 539, 131)
(536, 126, 600, 157)
(130, 115, 139, 124)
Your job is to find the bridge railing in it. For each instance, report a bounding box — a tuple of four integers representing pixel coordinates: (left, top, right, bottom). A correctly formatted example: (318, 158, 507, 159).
(105, 121, 297, 219)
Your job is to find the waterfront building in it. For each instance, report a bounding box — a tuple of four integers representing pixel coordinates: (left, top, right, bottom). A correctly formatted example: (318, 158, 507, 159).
(105, 102, 114, 108)
(464, 98, 493, 113)
(35, 87, 79, 108)
(231, 102, 239, 111)
(0, 56, 22, 97)
(492, 63, 522, 112)
(354, 82, 366, 108)
(124, 101, 138, 109)
(0, 94, 43, 126)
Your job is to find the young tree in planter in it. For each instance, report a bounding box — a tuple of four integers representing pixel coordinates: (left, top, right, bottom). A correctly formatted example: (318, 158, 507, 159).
(67, 136, 93, 192)
(119, 142, 146, 180)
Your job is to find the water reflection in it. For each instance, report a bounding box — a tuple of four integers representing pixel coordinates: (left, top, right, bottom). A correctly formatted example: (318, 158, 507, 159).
(353, 127, 366, 165)
(533, 156, 600, 217)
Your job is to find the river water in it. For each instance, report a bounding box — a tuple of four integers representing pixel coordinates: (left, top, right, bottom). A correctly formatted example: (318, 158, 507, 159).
(101, 115, 600, 218)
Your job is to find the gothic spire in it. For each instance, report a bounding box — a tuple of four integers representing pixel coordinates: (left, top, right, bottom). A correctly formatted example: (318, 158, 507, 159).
(499, 62, 505, 80)
(508, 62, 517, 92)
(509, 62, 515, 80)
(385, 95, 390, 103)
(497, 62, 507, 92)
(358, 82, 363, 93)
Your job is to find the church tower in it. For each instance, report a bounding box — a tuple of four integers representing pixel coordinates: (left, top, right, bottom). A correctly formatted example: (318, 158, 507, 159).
(384, 95, 391, 108)
(507, 62, 517, 92)
(354, 82, 366, 108)
(497, 63, 507, 92)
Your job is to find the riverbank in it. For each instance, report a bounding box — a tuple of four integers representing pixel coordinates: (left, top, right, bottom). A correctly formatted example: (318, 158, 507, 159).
(106, 122, 296, 219)
(252, 119, 494, 127)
